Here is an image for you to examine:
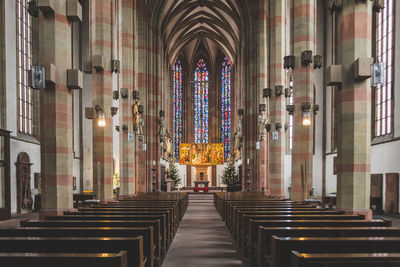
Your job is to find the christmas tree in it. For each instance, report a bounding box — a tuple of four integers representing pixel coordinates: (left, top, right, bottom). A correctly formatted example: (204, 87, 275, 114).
(168, 163, 181, 186)
(222, 156, 238, 186)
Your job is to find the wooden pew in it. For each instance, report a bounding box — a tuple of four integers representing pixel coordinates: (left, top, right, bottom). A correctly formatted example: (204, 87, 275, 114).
(21, 220, 162, 264)
(232, 210, 344, 238)
(247, 219, 391, 262)
(97, 203, 180, 230)
(271, 236, 400, 267)
(291, 251, 400, 267)
(243, 214, 365, 254)
(117, 192, 188, 221)
(45, 214, 169, 250)
(257, 227, 400, 267)
(65, 210, 175, 243)
(238, 213, 363, 246)
(213, 192, 293, 220)
(231, 208, 340, 231)
(0, 227, 155, 267)
(0, 251, 128, 267)
(78, 207, 177, 232)
(0, 237, 144, 267)
(226, 204, 318, 227)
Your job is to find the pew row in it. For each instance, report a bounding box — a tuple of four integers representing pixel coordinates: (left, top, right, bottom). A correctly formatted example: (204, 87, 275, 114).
(291, 251, 400, 267)
(0, 237, 144, 267)
(0, 252, 128, 267)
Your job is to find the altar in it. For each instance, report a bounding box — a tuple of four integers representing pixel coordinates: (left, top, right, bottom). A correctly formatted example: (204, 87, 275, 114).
(194, 180, 209, 188)
(179, 143, 225, 187)
(194, 166, 210, 188)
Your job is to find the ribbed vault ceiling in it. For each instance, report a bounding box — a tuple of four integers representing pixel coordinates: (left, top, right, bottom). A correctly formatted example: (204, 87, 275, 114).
(154, 0, 243, 66)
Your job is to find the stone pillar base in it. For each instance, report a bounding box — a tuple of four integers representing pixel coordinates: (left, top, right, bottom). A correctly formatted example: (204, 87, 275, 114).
(342, 209, 373, 221)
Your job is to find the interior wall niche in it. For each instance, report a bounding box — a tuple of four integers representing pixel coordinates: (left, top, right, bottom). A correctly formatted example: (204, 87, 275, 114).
(16, 152, 32, 213)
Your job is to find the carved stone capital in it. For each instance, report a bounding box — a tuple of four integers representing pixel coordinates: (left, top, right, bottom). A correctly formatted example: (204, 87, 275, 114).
(284, 56, 295, 70)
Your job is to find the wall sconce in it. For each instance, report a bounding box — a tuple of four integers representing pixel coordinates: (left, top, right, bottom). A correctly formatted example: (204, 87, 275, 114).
(313, 104, 320, 115)
(284, 88, 292, 98)
(301, 102, 312, 126)
(284, 55, 295, 70)
(371, 62, 385, 87)
(275, 86, 284, 97)
(265, 123, 271, 133)
(95, 105, 105, 127)
(275, 122, 282, 131)
(284, 123, 289, 132)
(263, 88, 272, 98)
(111, 107, 118, 117)
(28, 64, 46, 90)
(286, 104, 295, 116)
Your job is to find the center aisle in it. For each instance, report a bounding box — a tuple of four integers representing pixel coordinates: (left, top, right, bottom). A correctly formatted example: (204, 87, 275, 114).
(162, 193, 247, 267)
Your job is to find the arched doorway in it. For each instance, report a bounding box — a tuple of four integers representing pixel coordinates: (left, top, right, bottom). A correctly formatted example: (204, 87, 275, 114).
(16, 152, 32, 213)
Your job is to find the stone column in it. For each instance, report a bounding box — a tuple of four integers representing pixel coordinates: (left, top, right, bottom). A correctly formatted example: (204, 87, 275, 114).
(336, 1, 373, 219)
(134, 0, 151, 193)
(291, 0, 316, 201)
(242, 0, 267, 192)
(91, 0, 114, 201)
(268, 0, 287, 198)
(257, 0, 269, 193)
(0, 0, 4, 128)
(118, 0, 135, 198)
(39, 0, 73, 216)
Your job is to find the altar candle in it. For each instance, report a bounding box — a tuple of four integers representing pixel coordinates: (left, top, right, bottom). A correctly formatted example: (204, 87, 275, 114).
(153, 160, 156, 166)
(247, 158, 250, 165)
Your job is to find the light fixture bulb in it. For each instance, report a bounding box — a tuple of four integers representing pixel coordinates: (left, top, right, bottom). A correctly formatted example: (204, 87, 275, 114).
(302, 111, 311, 126)
(97, 111, 105, 127)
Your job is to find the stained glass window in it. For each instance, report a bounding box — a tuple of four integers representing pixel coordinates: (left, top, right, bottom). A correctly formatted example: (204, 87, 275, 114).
(194, 59, 209, 143)
(173, 59, 183, 159)
(17, 0, 33, 135)
(221, 57, 231, 158)
(375, 0, 394, 137)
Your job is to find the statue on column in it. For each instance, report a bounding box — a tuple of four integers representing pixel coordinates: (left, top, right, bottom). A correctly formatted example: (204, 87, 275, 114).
(159, 114, 167, 144)
(137, 115, 144, 143)
(234, 113, 243, 158)
(258, 111, 268, 141)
